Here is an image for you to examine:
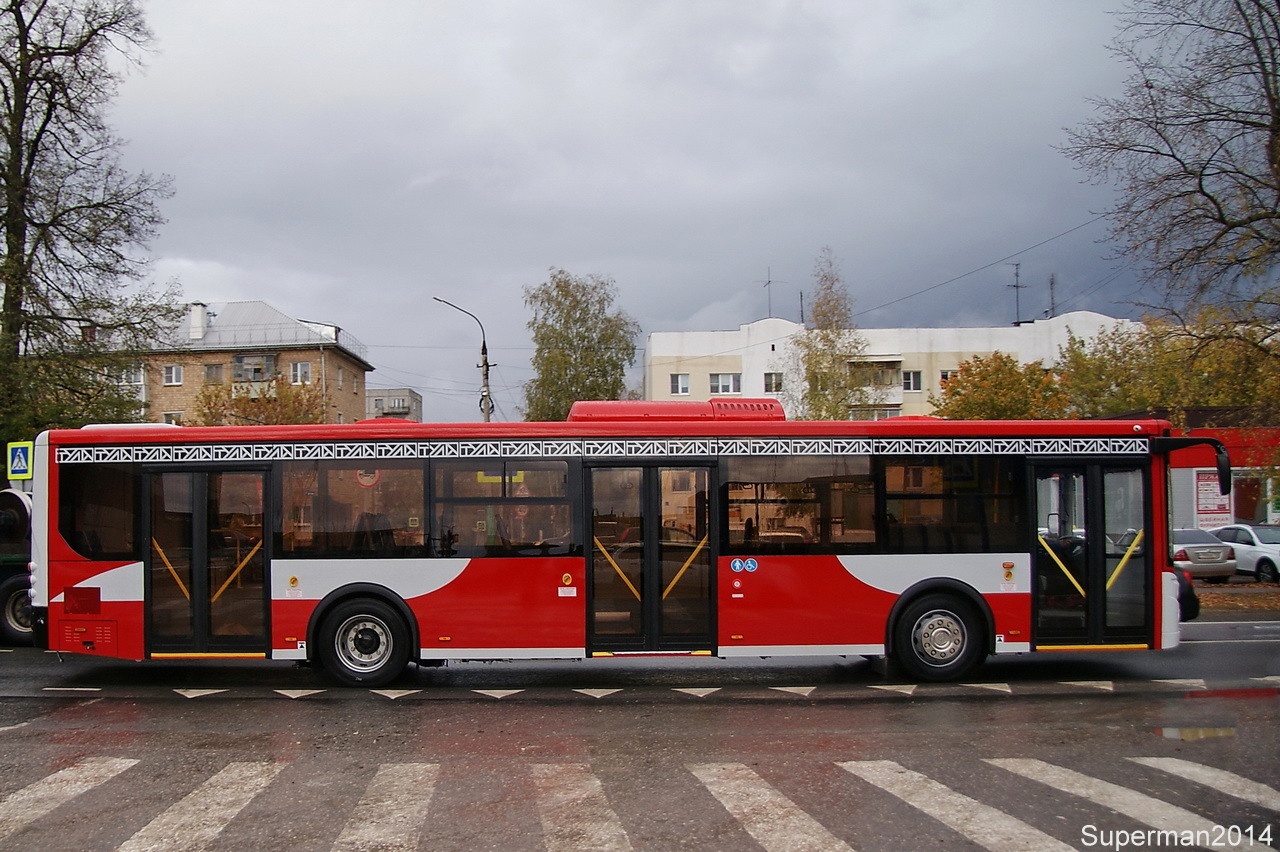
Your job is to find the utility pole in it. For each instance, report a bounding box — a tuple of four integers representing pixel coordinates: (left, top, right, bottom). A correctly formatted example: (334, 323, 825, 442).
(1007, 262, 1025, 324)
(433, 297, 493, 422)
(1047, 273, 1057, 319)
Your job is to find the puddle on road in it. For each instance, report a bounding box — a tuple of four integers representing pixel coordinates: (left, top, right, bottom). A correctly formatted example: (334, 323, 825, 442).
(1157, 726, 1236, 741)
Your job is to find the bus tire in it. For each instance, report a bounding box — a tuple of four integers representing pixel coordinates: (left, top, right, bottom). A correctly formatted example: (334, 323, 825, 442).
(892, 593, 985, 682)
(0, 575, 33, 646)
(316, 598, 411, 687)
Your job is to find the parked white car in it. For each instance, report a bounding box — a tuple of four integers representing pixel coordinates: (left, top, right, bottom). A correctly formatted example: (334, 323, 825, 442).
(1209, 524, 1280, 583)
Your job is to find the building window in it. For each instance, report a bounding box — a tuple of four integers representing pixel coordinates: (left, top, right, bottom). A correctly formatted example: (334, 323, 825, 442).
(162, 365, 183, 386)
(232, 354, 275, 382)
(670, 373, 689, 395)
(290, 361, 311, 385)
(162, 412, 183, 425)
(119, 366, 144, 386)
(374, 398, 385, 411)
(710, 373, 742, 395)
(764, 372, 783, 393)
(850, 406, 902, 421)
(204, 364, 224, 384)
(871, 367, 899, 387)
(337, 367, 344, 390)
(902, 371, 923, 392)
(939, 370, 958, 387)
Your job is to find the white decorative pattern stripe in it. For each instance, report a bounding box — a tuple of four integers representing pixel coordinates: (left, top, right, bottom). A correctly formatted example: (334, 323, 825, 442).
(56, 436, 1150, 465)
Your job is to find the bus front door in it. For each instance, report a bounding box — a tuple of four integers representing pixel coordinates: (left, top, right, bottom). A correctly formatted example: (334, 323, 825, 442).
(588, 466, 715, 653)
(1032, 464, 1150, 647)
(145, 470, 268, 655)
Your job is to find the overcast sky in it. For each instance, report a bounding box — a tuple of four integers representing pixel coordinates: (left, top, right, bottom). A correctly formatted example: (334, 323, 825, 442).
(112, 1, 1139, 421)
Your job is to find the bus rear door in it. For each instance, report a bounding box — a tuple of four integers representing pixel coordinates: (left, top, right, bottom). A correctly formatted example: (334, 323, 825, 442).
(145, 469, 269, 655)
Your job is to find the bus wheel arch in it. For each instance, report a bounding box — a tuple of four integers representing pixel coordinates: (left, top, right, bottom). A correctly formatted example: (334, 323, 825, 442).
(886, 580, 992, 682)
(309, 585, 418, 687)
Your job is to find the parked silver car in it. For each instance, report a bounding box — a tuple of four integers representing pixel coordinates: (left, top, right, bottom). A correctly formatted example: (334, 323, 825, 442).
(1210, 524, 1280, 583)
(1171, 528, 1236, 583)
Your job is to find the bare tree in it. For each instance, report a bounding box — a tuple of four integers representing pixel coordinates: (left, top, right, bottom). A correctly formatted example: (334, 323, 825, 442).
(0, 0, 179, 437)
(1063, 0, 1280, 315)
(784, 248, 877, 420)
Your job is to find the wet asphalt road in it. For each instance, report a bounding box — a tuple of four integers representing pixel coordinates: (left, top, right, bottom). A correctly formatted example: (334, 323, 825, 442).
(0, 618, 1276, 850)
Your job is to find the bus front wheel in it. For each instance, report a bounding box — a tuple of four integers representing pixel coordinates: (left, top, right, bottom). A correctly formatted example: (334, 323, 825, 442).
(892, 593, 985, 682)
(317, 598, 411, 687)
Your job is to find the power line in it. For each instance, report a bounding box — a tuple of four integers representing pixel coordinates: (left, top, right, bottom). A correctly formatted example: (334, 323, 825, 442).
(853, 216, 1105, 318)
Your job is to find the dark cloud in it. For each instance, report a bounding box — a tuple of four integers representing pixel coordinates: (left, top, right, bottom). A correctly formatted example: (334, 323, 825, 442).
(116, 0, 1134, 421)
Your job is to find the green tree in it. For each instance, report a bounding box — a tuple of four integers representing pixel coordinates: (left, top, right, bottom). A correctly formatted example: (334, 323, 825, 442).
(1056, 312, 1280, 425)
(785, 248, 877, 420)
(192, 374, 328, 426)
(930, 352, 1069, 420)
(0, 0, 178, 438)
(522, 268, 640, 421)
(1062, 0, 1280, 314)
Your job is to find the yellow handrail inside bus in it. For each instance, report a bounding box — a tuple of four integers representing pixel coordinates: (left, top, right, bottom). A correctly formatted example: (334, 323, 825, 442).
(151, 538, 191, 601)
(1106, 528, 1144, 591)
(211, 537, 262, 603)
(1037, 534, 1086, 598)
(663, 536, 708, 600)
(593, 536, 641, 601)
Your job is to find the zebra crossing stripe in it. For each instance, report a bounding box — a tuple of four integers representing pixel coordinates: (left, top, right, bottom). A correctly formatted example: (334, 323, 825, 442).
(689, 762, 853, 852)
(1129, 757, 1280, 811)
(119, 761, 284, 852)
(838, 760, 1074, 852)
(530, 763, 632, 851)
(0, 757, 138, 840)
(986, 759, 1251, 851)
(333, 763, 439, 852)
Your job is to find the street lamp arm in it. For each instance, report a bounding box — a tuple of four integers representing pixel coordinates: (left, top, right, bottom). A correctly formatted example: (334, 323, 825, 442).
(434, 296, 494, 422)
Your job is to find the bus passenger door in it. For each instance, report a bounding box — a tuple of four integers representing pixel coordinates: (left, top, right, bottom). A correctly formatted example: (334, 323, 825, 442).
(587, 466, 715, 653)
(146, 470, 269, 654)
(1032, 464, 1150, 647)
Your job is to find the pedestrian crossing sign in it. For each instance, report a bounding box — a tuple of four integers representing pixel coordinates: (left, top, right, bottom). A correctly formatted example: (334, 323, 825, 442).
(7, 441, 33, 480)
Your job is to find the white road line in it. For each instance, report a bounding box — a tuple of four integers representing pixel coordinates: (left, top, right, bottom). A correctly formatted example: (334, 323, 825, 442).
(332, 763, 439, 852)
(530, 763, 632, 852)
(839, 760, 1073, 852)
(0, 756, 138, 840)
(1130, 757, 1280, 811)
(689, 762, 853, 852)
(987, 759, 1251, 851)
(119, 761, 284, 852)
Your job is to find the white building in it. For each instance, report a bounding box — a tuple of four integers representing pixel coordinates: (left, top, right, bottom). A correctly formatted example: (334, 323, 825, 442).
(644, 311, 1135, 418)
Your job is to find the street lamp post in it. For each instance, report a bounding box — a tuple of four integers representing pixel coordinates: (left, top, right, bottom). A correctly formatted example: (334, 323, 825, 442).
(433, 297, 494, 422)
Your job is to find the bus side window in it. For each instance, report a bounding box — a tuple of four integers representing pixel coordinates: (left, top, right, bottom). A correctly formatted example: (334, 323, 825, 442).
(58, 464, 137, 559)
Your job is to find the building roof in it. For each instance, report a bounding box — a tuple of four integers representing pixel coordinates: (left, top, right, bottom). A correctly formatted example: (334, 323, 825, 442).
(156, 301, 373, 370)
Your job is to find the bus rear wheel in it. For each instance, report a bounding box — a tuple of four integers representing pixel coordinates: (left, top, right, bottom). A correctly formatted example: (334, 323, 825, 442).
(0, 575, 33, 646)
(317, 598, 411, 687)
(892, 593, 985, 682)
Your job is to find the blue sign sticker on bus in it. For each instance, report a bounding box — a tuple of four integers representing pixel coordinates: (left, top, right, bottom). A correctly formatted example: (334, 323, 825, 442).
(731, 559, 745, 572)
(744, 558, 758, 572)
(7, 441, 33, 480)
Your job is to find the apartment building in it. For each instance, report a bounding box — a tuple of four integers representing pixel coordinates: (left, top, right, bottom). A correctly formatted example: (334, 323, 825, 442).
(136, 301, 374, 425)
(644, 310, 1133, 418)
(365, 387, 424, 421)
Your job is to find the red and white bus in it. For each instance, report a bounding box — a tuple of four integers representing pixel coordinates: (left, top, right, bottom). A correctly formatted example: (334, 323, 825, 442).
(27, 400, 1228, 686)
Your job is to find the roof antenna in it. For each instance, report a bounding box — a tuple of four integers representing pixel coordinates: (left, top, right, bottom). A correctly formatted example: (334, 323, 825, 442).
(1007, 262, 1024, 324)
(760, 267, 787, 318)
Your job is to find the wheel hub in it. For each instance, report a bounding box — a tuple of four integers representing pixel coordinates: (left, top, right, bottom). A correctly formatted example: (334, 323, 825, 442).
(914, 611, 965, 664)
